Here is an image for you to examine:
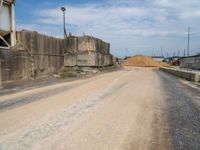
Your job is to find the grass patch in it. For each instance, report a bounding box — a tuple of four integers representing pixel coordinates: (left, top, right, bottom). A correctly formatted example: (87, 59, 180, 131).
(59, 67, 81, 79)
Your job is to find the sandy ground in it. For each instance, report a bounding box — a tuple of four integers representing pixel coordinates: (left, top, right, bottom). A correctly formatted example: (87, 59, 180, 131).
(0, 67, 200, 150)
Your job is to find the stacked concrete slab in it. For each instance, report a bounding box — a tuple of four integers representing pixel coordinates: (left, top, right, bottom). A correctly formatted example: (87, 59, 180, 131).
(16, 30, 64, 78)
(63, 36, 78, 53)
(0, 30, 114, 82)
(64, 35, 113, 67)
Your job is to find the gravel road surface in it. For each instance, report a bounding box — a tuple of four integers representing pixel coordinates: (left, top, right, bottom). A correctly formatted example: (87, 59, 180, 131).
(0, 67, 199, 150)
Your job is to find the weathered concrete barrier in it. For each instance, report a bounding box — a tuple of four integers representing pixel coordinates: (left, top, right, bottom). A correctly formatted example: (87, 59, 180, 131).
(64, 52, 114, 67)
(77, 52, 99, 67)
(0, 30, 114, 82)
(160, 67, 200, 83)
(77, 36, 110, 54)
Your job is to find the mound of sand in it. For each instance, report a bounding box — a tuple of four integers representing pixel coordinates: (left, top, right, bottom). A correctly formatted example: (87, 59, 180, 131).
(123, 55, 161, 67)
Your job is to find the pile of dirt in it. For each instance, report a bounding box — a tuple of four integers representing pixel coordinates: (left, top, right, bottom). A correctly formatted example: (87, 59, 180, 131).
(123, 55, 161, 67)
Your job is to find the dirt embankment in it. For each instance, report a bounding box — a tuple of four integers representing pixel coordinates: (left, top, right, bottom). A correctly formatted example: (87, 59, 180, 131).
(123, 55, 170, 67)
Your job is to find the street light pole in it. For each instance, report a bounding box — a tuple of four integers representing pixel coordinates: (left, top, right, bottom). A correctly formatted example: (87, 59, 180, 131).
(61, 7, 67, 38)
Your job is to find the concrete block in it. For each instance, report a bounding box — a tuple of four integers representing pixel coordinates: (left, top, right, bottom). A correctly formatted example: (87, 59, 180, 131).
(78, 36, 99, 52)
(64, 54, 77, 67)
(102, 54, 113, 66)
(64, 36, 78, 53)
(195, 72, 200, 83)
(160, 67, 200, 83)
(103, 55, 110, 66)
(101, 42, 110, 54)
(77, 52, 99, 67)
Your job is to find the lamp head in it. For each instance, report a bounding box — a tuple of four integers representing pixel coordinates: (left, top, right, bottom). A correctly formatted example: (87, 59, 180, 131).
(61, 7, 66, 12)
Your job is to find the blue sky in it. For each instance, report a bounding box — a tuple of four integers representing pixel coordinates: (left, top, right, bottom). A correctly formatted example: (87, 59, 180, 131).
(16, 0, 200, 57)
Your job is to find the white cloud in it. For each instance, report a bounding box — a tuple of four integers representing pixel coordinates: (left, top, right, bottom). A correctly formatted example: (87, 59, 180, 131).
(17, 24, 62, 38)
(17, 0, 200, 56)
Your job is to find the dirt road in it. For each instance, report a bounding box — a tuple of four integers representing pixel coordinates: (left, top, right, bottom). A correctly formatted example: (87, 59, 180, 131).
(0, 67, 200, 150)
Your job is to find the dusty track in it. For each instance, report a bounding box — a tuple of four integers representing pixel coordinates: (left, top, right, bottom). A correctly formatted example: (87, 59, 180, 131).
(0, 67, 200, 150)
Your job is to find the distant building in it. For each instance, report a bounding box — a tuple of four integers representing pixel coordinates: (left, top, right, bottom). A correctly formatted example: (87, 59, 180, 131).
(152, 56, 164, 62)
(179, 54, 200, 70)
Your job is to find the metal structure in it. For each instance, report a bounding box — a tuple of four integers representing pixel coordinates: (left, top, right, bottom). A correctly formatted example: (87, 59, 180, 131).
(187, 26, 190, 56)
(0, 0, 16, 49)
(61, 6, 67, 38)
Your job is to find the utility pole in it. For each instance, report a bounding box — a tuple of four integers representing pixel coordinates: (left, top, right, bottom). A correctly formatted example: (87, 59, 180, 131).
(187, 26, 190, 56)
(125, 48, 128, 57)
(61, 7, 67, 38)
(160, 47, 163, 57)
(178, 50, 180, 57)
(183, 48, 186, 57)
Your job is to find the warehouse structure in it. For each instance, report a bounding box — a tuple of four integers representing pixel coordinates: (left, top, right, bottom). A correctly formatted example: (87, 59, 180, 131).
(180, 54, 200, 70)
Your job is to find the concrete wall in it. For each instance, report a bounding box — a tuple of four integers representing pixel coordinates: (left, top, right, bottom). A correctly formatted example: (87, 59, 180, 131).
(63, 36, 78, 53)
(64, 35, 112, 67)
(64, 54, 77, 67)
(64, 52, 114, 67)
(0, 49, 32, 81)
(0, 30, 113, 82)
(160, 67, 200, 83)
(77, 52, 99, 67)
(16, 31, 64, 78)
(0, 30, 65, 81)
(77, 36, 110, 54)
(180, 55, 200, 70)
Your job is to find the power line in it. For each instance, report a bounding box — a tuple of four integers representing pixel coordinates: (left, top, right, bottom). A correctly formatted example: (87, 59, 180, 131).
(183, 48, 186, 57)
